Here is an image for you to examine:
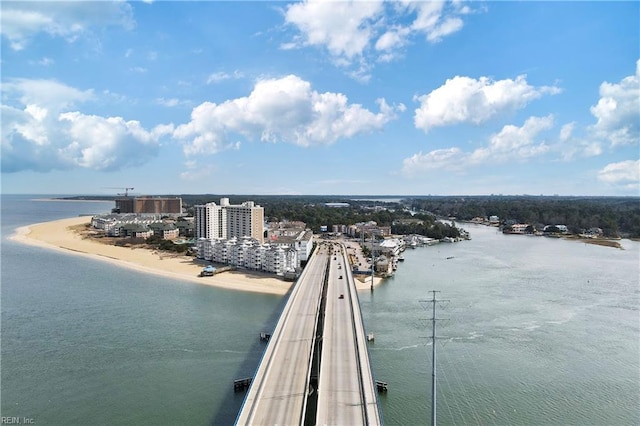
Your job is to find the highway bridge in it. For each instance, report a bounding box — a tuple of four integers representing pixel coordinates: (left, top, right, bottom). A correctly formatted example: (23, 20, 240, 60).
(235, 242, 382, 425)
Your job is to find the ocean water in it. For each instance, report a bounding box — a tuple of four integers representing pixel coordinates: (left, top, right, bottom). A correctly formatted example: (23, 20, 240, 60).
(2, 195, 639, 425)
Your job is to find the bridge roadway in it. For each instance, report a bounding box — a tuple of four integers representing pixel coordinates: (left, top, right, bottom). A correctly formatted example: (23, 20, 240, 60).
(235, 242, 381, 425)
(235, 243, 327, 425)
(316, 244, 382, 425)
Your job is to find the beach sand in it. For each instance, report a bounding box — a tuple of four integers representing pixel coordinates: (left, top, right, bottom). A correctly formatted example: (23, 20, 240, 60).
(9, 217, 382, 294)
(9, 216, 292, 295)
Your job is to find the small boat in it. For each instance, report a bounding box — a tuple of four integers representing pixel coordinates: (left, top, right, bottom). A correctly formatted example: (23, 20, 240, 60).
(398, 256, 405, 261)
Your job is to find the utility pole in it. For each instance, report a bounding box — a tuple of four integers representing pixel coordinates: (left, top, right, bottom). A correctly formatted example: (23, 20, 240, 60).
(420, 290, 448, 426)
(370, 231, 374, 291)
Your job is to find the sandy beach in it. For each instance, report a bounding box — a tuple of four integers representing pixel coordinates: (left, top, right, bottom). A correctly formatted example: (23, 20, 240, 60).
(9, 216, 293, 295)
(9, 216, 382, 294)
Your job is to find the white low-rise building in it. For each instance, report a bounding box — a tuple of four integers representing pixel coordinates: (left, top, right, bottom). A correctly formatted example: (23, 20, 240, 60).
(378, 238, 403, 256)
(196, 237, 298, 276)
(91, 214, 163, 236)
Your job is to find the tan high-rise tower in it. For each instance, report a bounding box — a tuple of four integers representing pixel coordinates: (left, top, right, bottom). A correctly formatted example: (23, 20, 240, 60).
(194, 198, 264, 243)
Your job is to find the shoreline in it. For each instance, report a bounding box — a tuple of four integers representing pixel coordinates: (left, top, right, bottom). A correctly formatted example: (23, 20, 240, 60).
(9, 217, 293, 295)
(9, 217, 382, 294)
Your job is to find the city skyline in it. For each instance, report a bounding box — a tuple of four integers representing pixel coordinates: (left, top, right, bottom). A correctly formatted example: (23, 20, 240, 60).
(1, 1, 638, 196)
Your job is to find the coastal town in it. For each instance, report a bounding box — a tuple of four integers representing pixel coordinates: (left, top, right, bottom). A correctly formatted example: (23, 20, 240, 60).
(76, 195, 471, 284)
(35, 193, 623, 292)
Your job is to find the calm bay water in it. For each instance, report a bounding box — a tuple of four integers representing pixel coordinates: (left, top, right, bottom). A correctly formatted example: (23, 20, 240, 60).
(2, 195, 639, 425)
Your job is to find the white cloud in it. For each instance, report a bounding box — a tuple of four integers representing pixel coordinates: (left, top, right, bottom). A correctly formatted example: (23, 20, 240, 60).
(406, 1, 464, 42)
(284, 0, 384, 60)
(375, 27, 409, 51)
(426, 16, 463, 42)
(0, 2, 134, 50)
(470, 115, 554, 163)
(401, 147, 464, 175)
(282, 0, 474, 79)
(2, 78, 94, 112)
(1, 79, 169, 173)
(559, 122, 575, 142)
(156, 98, 188, 108)
(589, 59, 640, 147)
(556, 122, 603, 161)
(414, 75, 561, 132)
(57, 112, 168, 170)
(173, 74, 403, 155)
(597, 160, 640, 191)
(206, 70, 244, 84)
(401, 115, 555, 176)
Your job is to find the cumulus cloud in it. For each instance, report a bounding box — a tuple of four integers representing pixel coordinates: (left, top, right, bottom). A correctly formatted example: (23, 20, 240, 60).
(1, 79, 170, 173)
(470, 115, 554, 163)
(589, 59, 640, 147)
(597, 160, 640, 191)
(1, 2, 134, 50)
(56, 113, 169, 170)
(401, 115, 554, 176)
(282, 0, 474, 78)
(414, 75, 561, 132)
(284, 0, 383, 61)
(173, 74, 403, 155)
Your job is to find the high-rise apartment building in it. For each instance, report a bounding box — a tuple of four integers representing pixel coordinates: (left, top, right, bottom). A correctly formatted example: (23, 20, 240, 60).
(194, 198, 264, 243)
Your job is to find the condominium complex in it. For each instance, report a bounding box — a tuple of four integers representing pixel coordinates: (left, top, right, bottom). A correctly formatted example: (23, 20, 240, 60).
(196, 237, 298, 276)
(194, 198, 264, 243)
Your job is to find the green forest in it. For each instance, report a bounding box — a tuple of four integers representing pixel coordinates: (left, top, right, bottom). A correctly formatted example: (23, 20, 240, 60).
(66, 194, 640, 238)
(403, 196, 640, 238)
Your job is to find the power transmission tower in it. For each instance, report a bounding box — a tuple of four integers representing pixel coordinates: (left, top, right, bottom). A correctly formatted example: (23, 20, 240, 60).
(420, 290, 449, 426)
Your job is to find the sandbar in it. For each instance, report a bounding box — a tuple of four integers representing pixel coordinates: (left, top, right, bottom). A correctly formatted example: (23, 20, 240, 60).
(9, 216, 382, 294)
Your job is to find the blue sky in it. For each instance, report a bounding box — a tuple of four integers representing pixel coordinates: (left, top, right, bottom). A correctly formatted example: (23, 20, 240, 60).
(1, 1, 638, 196)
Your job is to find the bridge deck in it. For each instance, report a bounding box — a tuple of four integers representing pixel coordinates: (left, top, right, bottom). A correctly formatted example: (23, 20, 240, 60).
(235, 247, 327, 425)
(236, 243, 381, 425)
(316, 244, 381, 426)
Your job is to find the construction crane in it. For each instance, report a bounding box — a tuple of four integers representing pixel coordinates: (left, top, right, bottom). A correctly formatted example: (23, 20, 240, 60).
(119, 187, 134, 197)
(103, 187, 135, 197)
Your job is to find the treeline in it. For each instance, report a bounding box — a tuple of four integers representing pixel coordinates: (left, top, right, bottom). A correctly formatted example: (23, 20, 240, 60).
(405, 196, 640, 238)
(62, 194, 640, 238)
(391, 220, 460, 239)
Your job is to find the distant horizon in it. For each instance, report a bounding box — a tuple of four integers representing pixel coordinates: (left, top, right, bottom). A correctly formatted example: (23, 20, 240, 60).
(3, 192, 638, 199)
